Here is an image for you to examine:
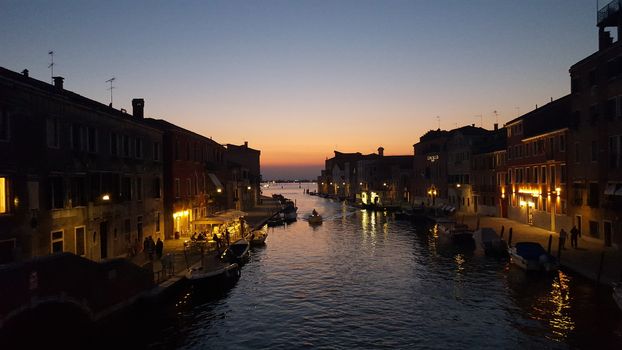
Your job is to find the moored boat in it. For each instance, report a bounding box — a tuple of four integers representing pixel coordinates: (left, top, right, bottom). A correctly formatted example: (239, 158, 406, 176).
(186, 261, 241, 291)
(221, 238, 250, 265)
(473, 227, 508, 257)
(508, 242, 558, 272)
(437, 221, 474, 245)
(247, 229, 268, 246)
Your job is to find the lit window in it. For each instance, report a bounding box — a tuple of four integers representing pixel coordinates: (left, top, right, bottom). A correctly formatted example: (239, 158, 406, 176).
(0, 177, 7, 213)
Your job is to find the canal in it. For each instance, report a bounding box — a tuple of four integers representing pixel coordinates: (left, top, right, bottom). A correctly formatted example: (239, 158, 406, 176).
(124, 183, 621, 349)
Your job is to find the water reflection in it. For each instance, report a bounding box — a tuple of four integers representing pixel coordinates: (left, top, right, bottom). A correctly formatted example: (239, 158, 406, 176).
(131, 183, 622, 349)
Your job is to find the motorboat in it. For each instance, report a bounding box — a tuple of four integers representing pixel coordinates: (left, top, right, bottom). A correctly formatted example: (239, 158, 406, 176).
(473, 227, 508, 257)
(308, 211, 323, 225)
(221, 238, 250, 265)
(508, 242, 558, 272)
(436, 221, 474, 244)
(267, 215, 284, 227)
(613, 282, 622, 311)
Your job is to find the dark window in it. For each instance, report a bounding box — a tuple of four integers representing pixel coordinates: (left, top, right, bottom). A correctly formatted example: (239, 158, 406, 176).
(50, 177, 64, 209)
(589, 220, 600, 238)
(87, 127, 97, 153)
(123, 135, 130, 157)
(70, 177, 86, 207)
(153, 177, 161, 198)
(153, 142, 160, 161)
(71, 124, 83, 150)
(136, 177, 143, 200)
(605, 99, 616, 120)
(155, 212, 161, 233)
(591, 141, 598, 162)
(610, 135, 621, 168)
(51, 230, 63, 253)
(135, 138, 142, 158)
(588, 183, 599, 207)
(110, 133, 118, 155)
(0, 107, 9, 141)
(122, 177, 132, 200)
(46, 117, 60, 148)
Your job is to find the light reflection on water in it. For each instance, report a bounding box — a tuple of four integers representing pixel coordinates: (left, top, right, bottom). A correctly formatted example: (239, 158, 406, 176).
(137, 183, 622, 349)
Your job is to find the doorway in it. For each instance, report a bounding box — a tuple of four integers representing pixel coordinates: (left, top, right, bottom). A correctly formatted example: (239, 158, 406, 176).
(99, 221, 108, 259)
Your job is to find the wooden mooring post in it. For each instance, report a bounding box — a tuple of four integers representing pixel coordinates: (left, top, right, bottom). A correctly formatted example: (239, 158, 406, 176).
(547, 234, 552, 255)
(508, 228, 513, 247)
(500, 225, 505, 239)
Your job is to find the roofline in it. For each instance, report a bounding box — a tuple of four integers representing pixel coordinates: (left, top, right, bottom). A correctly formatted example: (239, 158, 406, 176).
(521, 127, 569, 142)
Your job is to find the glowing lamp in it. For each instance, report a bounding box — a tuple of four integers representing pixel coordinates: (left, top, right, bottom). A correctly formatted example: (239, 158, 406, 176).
(247, 186, 251, 190)
(217, 188, 222, 193)
(102, 194, 110, 201)
(519, 200, 526, 207)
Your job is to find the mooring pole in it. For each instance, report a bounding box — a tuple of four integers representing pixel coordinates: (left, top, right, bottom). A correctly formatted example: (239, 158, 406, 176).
(547, 234, 553, 255)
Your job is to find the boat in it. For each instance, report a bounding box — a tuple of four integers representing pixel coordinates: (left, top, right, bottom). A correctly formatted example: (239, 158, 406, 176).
(436, 221, 474, 244)
(613, 282, 622, 311)
(221, 238, 250, 265)
(308, 210, 323, 225)
(282, 201, 298, 223)
(267, 215, 284, 227)
(508, 242, 558, 272)
(473, 227, 508, 257)
(247, 229, 268, 246)
(186, 261, 241, 291)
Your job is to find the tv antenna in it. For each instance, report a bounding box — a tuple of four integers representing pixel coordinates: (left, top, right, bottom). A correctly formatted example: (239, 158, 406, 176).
(48, 51, 54, 83)
(436, 116, 440, 129)
(493, 110, 499, 124)
(106, 77, 116, 106)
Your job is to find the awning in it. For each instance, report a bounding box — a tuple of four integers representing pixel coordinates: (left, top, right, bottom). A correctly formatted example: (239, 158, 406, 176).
(208, 173, 223, 189)
(215, 209, 247, 220)
(605, 183, 617, 195)
(191, 216, 229, 225)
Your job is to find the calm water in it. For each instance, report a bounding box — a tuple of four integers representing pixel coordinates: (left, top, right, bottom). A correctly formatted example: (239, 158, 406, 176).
(132, 183, 621, 349)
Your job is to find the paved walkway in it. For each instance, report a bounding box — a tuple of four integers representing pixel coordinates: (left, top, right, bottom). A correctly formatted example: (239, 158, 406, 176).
(456, 214, 622, 285)
(130, 197, 282, 285)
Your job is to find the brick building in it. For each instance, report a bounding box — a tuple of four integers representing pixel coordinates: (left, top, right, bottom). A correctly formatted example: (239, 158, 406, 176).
(143, 119, 227, 239)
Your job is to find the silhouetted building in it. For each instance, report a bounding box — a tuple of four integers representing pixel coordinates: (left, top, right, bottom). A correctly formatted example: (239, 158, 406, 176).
(226, 142, 261, 210)
(0, 67, 163, 263)
(412, 129, 450, 207)
(471, 125, 507, 217)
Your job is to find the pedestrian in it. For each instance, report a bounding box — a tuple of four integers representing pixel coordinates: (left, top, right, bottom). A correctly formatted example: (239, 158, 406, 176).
(143, 237, 150, 258)
(155, 237, 164, 259)
(559, 228, 568, 250)
(570, 225, 580, 249)
(147, 236, 155, 260)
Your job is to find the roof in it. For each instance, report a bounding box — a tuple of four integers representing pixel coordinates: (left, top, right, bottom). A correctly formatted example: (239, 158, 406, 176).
(0, 66, 161, 133)
(144, 118, 223, 147)
(504, 95, 571, 137)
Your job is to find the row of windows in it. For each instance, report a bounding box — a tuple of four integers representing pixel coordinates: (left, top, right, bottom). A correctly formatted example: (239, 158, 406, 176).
(46, 117, 160, 161)
(174, 138, 224, 164)
(174, 174, 217, 198)
(508, 164, 566, 186)
(48, 174, 161, 210)
(572, 57, 622, 93)
(507, 134, 565, 160)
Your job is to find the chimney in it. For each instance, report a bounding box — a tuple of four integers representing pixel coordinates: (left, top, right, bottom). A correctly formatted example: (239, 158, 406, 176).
(132, 98, 144, 119)
(599, 27, 614, 51)
(494, 123, 498, 131)
(244, 141, 248, 148)
(378, 147, 384, 156)
(53, 76, 64, 90)
(21, 69, 29, 77)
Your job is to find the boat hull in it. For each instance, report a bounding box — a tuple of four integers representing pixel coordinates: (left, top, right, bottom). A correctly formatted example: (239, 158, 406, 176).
(186, 263, 241, 292)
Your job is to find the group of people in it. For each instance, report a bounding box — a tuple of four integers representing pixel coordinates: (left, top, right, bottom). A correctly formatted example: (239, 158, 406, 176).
(559, 225, 581, 250)
(190, 229, 232, 251)
(143, 236, 164, 260)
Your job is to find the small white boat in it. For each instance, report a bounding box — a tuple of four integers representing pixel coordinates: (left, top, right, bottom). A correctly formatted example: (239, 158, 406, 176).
(186, 262, 240, 291)
(473, 227, 508, 256)
(613, 283, 622, 311)
(508, 242, 558, 272)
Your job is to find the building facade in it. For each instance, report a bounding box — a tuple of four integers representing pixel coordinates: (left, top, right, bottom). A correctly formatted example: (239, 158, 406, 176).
(226, 142, 261, 211)
(0, 68, 163, 263)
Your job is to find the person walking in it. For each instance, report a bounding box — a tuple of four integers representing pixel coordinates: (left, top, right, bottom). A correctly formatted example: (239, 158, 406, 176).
(559, 228, 568, 250)
(570, 225, 580, 249)
(155, 237, 164, 259)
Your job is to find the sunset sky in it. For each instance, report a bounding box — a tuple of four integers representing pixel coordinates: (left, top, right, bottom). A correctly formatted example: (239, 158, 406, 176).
(0, 0, 600, 179)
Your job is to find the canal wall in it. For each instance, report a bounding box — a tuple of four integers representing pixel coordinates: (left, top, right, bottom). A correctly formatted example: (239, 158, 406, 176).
(461, 215, 622, 285)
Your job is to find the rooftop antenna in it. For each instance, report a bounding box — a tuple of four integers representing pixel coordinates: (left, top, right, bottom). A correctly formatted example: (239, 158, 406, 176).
(106, 77, 116, 106)
(493, 110, 499, 124)
(475, 114, 483, 128)
(48, 51, 54, 83)
(436, 116, 440, 129)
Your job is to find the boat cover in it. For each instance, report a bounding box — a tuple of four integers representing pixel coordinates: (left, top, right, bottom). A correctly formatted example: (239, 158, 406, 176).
(515, 242, 546, 260)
